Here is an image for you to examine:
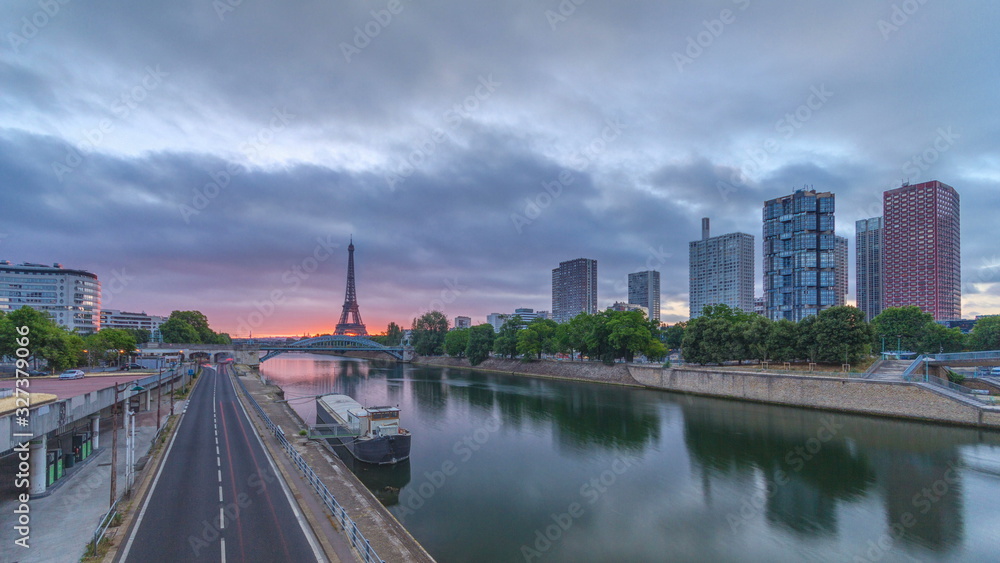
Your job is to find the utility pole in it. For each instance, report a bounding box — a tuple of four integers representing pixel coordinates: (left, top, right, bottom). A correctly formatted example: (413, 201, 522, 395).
(110, 384, 119, 508)
(170, 365, 176, 417)
(156, 367, 162, 430)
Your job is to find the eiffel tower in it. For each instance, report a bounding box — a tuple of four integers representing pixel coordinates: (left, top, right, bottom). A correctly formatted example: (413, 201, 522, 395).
(334, 237, 367, 336)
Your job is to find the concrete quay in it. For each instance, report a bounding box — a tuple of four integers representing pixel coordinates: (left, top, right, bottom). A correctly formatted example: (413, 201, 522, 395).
(232, 365, 435, 563)
(414, 356, 1000, 430)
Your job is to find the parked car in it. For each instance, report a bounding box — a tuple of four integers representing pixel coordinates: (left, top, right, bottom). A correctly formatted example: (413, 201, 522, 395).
(119, 363, 144, 371)
(25, 369, 47, 376)
(59, 369, 86, 380)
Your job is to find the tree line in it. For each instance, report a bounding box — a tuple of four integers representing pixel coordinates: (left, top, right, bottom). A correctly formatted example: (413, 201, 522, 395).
(676, 304, 1000, 366)
(0, 307, 229, 372)
(404, 309, 666, 366)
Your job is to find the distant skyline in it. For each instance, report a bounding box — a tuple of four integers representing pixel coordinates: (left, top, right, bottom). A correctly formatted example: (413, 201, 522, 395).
(2, 1, 999, 336)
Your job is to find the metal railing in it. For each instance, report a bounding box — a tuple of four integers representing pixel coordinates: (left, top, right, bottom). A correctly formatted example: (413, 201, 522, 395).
(900, 355, 926, 381)
(704, 364, 872, 379)
(919, 373, 993, 403)
(232, 370, 384, 563)
(89, 497, 119, 556)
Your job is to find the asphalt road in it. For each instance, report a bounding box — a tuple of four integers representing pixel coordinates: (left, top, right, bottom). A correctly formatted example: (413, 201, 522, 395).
(117, 364, 324, 562)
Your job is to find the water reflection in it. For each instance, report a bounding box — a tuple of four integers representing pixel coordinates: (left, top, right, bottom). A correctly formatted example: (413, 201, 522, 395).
(681, 399, 970, 554)
(260, 354, 1000, 562)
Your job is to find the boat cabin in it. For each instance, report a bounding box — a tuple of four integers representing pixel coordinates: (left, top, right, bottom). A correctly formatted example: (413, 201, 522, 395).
(345, 405, 403, 437)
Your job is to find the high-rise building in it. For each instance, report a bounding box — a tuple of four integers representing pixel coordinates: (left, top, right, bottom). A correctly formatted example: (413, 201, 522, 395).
(689, 218, 754, 318)
(835, 236, 848, 306)
(552, 258, 597, 323)
(753, 296, 766, 316)
(0, 261, 101, 333)
(883, 181, 961, 321)
(856, 217, 884, 321)
(763, 189, 837, 322)
(453, 316, 472, 329)
(628, 270, 660, 321)
(486, 313, 508, 333)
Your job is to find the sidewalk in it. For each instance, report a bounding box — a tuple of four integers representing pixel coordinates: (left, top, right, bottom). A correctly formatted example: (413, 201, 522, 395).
(0, 395, 185, 563)
(234, 367, 435, 563)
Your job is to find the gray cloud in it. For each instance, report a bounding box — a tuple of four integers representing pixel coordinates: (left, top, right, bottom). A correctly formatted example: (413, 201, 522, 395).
(2, 0, 998, 333)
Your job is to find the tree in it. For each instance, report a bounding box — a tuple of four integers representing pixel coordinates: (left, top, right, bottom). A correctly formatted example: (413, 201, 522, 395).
(493, 316, 523, 359)
(0, 306, 82, 370)
(465, 324, 495, 366)
(664, 322, 686, 350)
(918, 322, 965, 354)
(385, 322, 403, 346)
(517, 327, 542, 360)
(968, 316, 1000, 351)
(606, 310, 655, 363)
(766, 319, 799, 363)
(742, 315, 772, 362)
(159, 310, 228, 344)
(124, 328, 152, 345)
(411, 311, 449, 356)
(84, 329, 138, 366)
(812, 306, 872, 364)
(160, 318, 201, 344)
(444, 328, 470, 357)
(871, 306, 933, 353)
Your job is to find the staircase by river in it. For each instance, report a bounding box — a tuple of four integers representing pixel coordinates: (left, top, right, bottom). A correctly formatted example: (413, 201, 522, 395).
(866, 359, 912, 381)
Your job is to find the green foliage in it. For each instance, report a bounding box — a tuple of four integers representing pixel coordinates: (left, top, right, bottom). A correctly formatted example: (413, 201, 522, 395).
(811, 306, 872, 364)
(465, 324, 495, 366)
(124, 328, 151, 344)
(871, 306, 933, 353)
(0, 306, 85, 370)
(385, 322, 404, 346)
(682, 305, 872, 366)
(517, 327, 542, 360)
(968, 316, 1000, 351)
(766, 319, 799, 363)
(411, 311, 449, 356)
(84, 329, 138, 365)
(493, 315, 523, 359)
(443, 328, 470, 357)
(664, 322, 685, 350)
(946, 370, 965, 385)
(918, 322, 965, 354)
(159, 310, 229, 344)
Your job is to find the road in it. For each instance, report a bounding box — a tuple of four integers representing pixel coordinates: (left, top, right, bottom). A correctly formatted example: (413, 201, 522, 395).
(117, 363, 325, 562)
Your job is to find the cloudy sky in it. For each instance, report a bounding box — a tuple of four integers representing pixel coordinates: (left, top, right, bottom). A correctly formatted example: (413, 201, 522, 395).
(2, 0, 999, 336)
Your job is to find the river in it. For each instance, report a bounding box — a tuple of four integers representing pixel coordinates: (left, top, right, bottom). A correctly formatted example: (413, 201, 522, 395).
(260, 354, 1000, 562)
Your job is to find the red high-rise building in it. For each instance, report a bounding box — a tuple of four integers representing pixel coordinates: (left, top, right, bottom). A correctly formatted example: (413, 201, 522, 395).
(882, 181, 961, 320)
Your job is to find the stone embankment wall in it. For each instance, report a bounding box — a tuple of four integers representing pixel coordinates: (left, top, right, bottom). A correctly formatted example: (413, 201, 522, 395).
(413, 357, 641, 386)
(629, 366, 1000, 429)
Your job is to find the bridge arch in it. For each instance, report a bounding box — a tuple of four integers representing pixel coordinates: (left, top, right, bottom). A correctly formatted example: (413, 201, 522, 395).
(259, 335, 412, 362)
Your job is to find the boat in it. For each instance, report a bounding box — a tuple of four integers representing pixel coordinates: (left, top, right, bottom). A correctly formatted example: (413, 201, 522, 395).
(315, 394, 411, 465)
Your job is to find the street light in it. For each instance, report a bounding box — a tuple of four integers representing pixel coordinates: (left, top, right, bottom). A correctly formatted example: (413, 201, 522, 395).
(896, 335, 902, 358)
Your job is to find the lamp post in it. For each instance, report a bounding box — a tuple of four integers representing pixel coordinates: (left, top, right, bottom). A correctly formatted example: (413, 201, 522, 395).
(896, 335, 902, 358)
